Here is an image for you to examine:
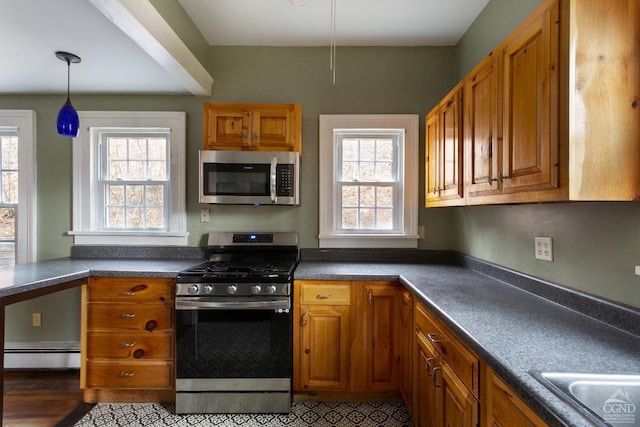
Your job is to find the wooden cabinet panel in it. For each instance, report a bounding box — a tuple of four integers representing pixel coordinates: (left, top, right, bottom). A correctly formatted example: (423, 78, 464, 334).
(84, 362, 173, 389)
(86, 331, 173, 360)
(86, 277, 173, 303)
(294, 280, 402, 394)
(360, 282, 401, 391)
(484, 368, 548, 427)
(399, 289, 413, 411)
(440, 362, 479, 427)
(502, 0, 559, 195)
(298, 306, 351, 390)
(426, 85, 465, 206)
(414, 329, 441, 427)
(465, 52, 503, 199)
(81, 277, 175, 398)
(87, 303, 172, 332)
(203, 103, 302, 153)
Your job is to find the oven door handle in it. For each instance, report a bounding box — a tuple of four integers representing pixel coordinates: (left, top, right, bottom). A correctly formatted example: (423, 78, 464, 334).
(176, 298, 290, 311)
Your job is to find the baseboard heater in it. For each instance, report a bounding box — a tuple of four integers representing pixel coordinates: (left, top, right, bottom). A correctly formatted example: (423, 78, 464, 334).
(4, 341, 80, 369)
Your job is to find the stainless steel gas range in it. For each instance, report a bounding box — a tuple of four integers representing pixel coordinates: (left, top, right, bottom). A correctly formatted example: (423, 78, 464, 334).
(174, 232, 298, 414)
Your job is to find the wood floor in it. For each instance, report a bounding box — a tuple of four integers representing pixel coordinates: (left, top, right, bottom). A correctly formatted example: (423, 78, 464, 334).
(3, 369, 92, 427)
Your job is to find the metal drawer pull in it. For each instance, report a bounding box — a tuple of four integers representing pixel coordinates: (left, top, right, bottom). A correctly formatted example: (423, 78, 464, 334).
(368, 292, 373, 305)
(120, 284, 148, 296)
(120, 313, 137, 318)
(425, 357, 435, 376)
(432, 367, 442, 387)
(316, 294, 331, 300)
(427, 333, 441, 344)
(119, 370, 137, 377)
(119, 342, 136, 348)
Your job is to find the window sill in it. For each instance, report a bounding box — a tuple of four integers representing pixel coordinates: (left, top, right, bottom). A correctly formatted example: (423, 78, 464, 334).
(318, 234, 418, 249)
(68, 231, 189, 246)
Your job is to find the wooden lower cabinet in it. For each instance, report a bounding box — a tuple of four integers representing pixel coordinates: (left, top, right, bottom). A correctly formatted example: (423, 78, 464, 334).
(81, 277, 175, 403)
(413, 301, 479, 427)
(293, 280, 402, 393)
(483, 367, 549, 427)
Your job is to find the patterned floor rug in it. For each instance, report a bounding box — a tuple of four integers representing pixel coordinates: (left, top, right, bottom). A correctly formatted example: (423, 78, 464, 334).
(74, 401, 413, 427)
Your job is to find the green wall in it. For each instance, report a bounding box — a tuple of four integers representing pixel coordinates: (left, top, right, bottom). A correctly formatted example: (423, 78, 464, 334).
(1, 46, 456, 342)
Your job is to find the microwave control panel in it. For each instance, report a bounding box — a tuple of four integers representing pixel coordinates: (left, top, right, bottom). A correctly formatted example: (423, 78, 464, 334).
(277, 164, 295, 196)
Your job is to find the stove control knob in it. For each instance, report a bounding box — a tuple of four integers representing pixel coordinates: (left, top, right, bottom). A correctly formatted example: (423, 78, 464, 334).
(227, 285, 238, 295)
(266, 285, 277, 295)
(203, 285, 213, 295)
(188, 285, 199, 295)
(251, 285, 262, 295)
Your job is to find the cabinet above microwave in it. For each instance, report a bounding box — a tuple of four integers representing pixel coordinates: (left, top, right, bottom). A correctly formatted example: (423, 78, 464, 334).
(203, 103, 302, 153)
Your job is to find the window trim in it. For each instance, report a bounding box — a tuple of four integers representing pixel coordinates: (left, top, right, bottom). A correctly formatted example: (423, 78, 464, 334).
(69, 111, 188, 246)
(0, 110, 37, 264)
(319, 114, 419, 248)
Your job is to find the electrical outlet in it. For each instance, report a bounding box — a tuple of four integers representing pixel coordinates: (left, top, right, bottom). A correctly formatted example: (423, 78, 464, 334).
(32, 312, 42, 327)
(535, 237, 553, 261)
(200, 207, 210, 223)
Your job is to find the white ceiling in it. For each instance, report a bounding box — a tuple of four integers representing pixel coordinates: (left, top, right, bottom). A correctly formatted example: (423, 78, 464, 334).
(0, 0, 488, 95)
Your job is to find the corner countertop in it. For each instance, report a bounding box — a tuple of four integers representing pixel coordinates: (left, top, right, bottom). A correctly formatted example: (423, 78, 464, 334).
(295, 258, 640, 427)
(0, 257, 201, 300)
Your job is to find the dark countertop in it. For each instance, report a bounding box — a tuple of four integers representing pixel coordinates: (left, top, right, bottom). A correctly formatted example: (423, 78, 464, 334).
(0, 257, 201, 300)
(1, 250, 638, 426)
(295, 259, 640, 427)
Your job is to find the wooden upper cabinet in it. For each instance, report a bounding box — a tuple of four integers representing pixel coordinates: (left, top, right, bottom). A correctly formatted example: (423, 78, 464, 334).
(203, 103, 302, 153)
(502, 0, 559, 195)
(426, 84, 464, 207)
(465, 52, 503, 199)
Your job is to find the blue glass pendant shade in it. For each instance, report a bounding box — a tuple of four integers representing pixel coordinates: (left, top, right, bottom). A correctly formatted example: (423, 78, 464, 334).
(57, 97, 79, 138)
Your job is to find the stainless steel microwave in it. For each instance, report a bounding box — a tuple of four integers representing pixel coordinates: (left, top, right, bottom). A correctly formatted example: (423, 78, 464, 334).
(199, 150, 300, 205)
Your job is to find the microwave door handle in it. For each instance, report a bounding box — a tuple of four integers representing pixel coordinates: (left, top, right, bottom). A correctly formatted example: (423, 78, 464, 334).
(270, 156, 277, 204)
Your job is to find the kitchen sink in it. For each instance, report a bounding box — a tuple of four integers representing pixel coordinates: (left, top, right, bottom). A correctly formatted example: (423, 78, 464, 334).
(530, 371, 640, 426)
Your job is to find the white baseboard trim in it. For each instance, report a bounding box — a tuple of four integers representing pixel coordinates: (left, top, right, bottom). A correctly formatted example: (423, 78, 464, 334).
(4, 341, 81, 369)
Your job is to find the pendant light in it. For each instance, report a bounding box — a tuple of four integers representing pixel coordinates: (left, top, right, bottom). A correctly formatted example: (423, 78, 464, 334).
(55, 51, 81, 138)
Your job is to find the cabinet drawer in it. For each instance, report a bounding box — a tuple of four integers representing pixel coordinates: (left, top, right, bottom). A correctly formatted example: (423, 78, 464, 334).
(86, 331, 173, 360)
(415, 302, 479, 395)
(87, 303, 172, 332)
(85, 362, 173, 389)
(299, 282, 351, 305)
(87, 277, 174, 303)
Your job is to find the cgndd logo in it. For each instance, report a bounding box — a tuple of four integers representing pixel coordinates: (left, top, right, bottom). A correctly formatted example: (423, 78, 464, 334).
(602, 388, 637, 425)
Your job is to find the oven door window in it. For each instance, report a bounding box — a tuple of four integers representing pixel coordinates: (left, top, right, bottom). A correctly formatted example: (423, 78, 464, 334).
(203, 163, 270, 196)
(176, 308, 291, 379)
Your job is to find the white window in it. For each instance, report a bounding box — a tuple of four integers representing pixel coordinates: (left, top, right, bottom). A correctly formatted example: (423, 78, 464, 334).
(70, 112, 188, 246)
(0, 111, 36, 265)
(319, 115, 419, 248)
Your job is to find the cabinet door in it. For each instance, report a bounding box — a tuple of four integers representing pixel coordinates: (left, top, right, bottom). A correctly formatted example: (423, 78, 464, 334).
(502, 0, 559, 194)
(204, 104, 252, 150)
(425, 109, 440, 204)
(360, 282, 401, 391)
(439, 362, 479, 427)
(439, 88, 464, 201)
(488, 372, 548, 427)
(298, 305, 351, 391)
(415, 333, 441, 427)
(466, 53, 503, 199)
(252, 106, 299, 151)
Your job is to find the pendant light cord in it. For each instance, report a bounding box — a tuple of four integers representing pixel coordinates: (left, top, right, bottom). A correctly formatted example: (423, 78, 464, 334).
(66, 59, 71, 101)
(330, 0, 336, 84)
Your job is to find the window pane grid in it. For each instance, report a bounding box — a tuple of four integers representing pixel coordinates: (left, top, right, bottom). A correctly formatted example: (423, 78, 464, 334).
(339, 183, 396, 231)
(0, 132, 18, 265)
(100, 133, 169, 231)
